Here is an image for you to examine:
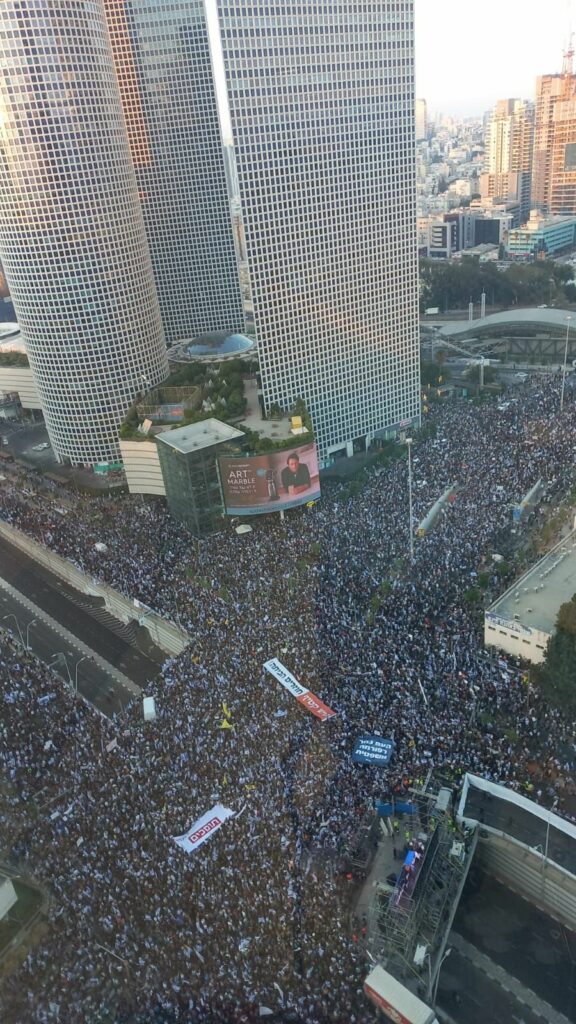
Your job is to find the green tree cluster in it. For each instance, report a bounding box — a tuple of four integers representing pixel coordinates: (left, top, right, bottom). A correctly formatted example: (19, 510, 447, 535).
(420, 359, 447, 387)
(168, 359, 248, 422)
(465, 363, 498, 386)
(419, 257, 574, 313)
(534, 593, 576, 713)
(119, 358, 252, 438)
(0, 351, 29, 367)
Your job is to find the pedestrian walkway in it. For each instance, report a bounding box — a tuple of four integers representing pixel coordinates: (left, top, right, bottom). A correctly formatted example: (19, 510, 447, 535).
(356, 826, 399, 923)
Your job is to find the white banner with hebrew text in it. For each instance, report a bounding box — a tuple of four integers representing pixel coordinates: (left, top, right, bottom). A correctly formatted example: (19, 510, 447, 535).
(173, 804, 235, 853)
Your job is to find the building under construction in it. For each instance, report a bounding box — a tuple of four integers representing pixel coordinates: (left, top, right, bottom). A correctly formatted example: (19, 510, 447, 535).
(533, 41, 576, 216)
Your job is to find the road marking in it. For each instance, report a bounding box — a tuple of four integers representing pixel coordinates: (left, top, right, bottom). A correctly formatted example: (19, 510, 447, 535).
(0, 575, 141, 696)
(451, 933, 572, 1024)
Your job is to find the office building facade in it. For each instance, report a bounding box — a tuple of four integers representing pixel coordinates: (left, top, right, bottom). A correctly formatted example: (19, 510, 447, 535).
(415, 98, 428, 142)
(0, 1, 168, 466)
(506, 211, 576, 259)
(103, 0, 244, 345)
(217, 0, 420, 461)
(481, 99, 534, 223)
(155, 420, 245, 536)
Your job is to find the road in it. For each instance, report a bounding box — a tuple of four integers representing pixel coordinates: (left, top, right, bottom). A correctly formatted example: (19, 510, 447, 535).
(0, 420, 57, 470)
(454, 872, 576, 1020)
(0, 534, 164, 714)
(437, 948, 551, 1024)
(0, 582, 136, 715)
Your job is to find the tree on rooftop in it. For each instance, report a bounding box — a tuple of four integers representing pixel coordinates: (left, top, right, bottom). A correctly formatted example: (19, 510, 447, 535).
(533, 594, 576, 713)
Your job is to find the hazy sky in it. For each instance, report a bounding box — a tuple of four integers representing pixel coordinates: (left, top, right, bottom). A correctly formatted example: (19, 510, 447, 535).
(416, 0, 576, 115)
(208, 0, 576, 139)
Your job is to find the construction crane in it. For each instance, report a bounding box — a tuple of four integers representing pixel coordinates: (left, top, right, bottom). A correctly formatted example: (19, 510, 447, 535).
(562, 31, 574, 77)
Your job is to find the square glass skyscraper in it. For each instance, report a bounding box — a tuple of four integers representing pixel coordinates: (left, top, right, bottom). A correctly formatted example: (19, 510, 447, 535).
(105, 0, 245, 345)
(217, 0, 421, 461)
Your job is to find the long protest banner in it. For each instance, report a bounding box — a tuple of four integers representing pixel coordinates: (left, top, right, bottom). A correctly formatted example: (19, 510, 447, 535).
(173, 804, 234, 854)
(264, 658, 336, 722)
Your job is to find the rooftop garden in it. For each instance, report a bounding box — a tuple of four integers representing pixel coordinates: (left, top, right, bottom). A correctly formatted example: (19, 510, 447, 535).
(119, 355, 314, 454)
(242, 396, 314, 452)
(119, 358, 252, 441)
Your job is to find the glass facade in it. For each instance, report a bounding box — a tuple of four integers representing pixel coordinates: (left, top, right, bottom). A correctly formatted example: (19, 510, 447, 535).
(104, 0, 245, 344)
(187, 332, 254, 358)
(0, 1, 168, 465)
(507, 216, 576, 258)
(217, 0, 421, 460)
(156, 434, 242, 536)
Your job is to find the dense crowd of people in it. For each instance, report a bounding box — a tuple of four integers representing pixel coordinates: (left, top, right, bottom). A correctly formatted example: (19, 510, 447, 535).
(1, 374, 576, 1023)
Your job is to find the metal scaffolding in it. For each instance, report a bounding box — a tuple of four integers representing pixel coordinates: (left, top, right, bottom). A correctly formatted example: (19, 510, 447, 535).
(367, 800, 478, 1001)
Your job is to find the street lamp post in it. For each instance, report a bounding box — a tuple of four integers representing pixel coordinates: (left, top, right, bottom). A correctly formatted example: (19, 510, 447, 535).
(74, 656, 87, 693)
(3, 613, 24, 646)
(48, 652, 73, 687)
(26, 618, 37, 649)
(406, 437, 414, 563)
(431, 947, 452, 1007)
(560, 315, 572, 412)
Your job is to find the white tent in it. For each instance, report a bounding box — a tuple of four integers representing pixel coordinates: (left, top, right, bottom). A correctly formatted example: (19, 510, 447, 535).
(0, 877, 17, 920)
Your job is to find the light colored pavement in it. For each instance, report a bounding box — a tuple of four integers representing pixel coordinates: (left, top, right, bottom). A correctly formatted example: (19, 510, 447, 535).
(240, 379, 297, 441)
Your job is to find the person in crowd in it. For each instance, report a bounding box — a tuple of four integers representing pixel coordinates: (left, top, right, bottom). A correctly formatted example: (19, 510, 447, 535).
(0, 374, 574, 1023)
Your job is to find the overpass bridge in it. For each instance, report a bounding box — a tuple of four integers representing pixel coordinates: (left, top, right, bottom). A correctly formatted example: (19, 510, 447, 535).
(422, 307, 576, 364)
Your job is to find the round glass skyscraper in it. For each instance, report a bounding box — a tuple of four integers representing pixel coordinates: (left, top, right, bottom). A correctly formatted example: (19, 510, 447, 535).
(0, 1, 169, 465)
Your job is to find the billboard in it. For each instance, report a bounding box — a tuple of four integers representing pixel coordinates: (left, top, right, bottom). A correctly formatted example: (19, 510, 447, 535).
(219, 441, 320, 515)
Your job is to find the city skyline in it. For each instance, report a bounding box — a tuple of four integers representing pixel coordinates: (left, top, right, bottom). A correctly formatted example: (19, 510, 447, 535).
(415, 0, 574, 116)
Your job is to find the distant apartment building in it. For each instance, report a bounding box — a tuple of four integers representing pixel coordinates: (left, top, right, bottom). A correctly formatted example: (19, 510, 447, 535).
(103, 0, 244, 344)
(217, 0, 421, 461)
(506, 211, 576, 259)
(416, 98, 428, 142)
(425, 203, 513, 259)
(533, 47, 576, 215)
(427, 220, 458, 259)
(481, 99, 534, 222)
(471, 195, 520, 226)
(473, 213, 514, 246)
(549, 91, 576, 215)
(446, 209, 478, 250)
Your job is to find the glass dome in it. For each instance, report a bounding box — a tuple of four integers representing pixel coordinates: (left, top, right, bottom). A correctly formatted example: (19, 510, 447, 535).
(187, 332, 254, 358)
